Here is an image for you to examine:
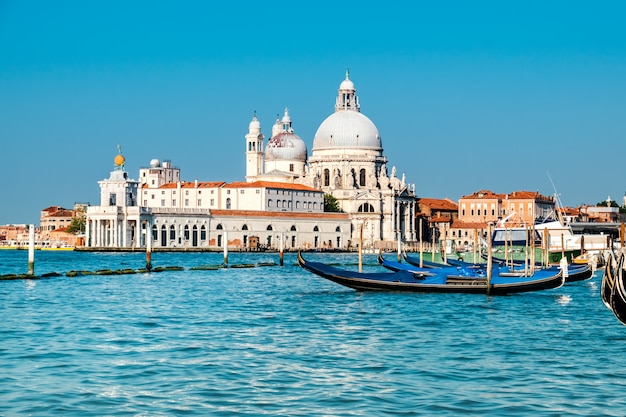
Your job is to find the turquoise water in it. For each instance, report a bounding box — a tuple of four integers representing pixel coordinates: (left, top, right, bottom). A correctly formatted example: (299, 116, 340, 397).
(1, 250, 625, 416)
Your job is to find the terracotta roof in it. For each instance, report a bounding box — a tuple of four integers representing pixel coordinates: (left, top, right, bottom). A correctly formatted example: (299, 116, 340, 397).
(41, 206, 66, 213)
(223, 181, 321, 192)
(418, 198, 458, 211)
(462, 189, 553, 201)
(451, 220, 488, 229)
(210, 209, 349, 220)
(45, 210, 74, 218)
(147, 180, 319, 192)
(156, 181, 226, 189)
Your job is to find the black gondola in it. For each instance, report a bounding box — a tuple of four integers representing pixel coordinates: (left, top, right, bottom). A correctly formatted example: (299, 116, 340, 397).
(298, 251, 564, 295)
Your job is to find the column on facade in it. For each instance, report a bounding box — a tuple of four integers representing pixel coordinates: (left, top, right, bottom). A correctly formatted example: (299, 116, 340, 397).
(113, 218, 118, 248)
(86, 219, 91, 247)
(122, 216, 128, 248)
(94, 219, 100, 247)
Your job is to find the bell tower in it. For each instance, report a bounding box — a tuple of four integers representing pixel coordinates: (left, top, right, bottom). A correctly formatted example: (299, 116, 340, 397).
(245, 112, 265, 182)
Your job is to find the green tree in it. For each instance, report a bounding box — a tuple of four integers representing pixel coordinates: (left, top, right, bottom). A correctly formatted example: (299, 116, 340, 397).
(597, 200, 619, 207)
(324, 194, 342, 212)
(66, 216, 85, 234)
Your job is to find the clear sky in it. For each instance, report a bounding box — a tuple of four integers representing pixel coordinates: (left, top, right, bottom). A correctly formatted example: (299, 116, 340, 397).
(1, 1, 625, 225)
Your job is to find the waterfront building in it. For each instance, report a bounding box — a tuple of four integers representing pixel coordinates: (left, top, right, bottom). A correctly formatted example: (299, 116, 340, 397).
(0, 224, 42, 248)
(449, 190, 557, 251)
(86, 153, 351, 250)
(40, 206, 74, 241)
(85, 72, 416, 250)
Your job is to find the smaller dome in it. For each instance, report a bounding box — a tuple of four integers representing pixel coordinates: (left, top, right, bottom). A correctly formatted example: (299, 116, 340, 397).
(339, 69, 355, 91)
(249, 114, 261, 130)
(150, 158, 160, 168)
(265, 132, 307, 162)
(339, 78, 355, 91)
(114, 154, 125, 166)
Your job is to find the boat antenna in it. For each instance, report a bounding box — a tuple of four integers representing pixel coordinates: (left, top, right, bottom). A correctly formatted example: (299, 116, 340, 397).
(547, 171, 565, 224)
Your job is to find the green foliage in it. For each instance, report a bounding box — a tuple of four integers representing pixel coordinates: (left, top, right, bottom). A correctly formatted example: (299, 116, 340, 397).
(597, 200, 619, 207)
(66, 216, 85, 234)
(324, 194, 342, 212)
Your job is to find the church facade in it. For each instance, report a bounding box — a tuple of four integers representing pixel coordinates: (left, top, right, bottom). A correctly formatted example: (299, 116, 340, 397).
(246, 71, 417, 249)
(85, 72, 416, 250)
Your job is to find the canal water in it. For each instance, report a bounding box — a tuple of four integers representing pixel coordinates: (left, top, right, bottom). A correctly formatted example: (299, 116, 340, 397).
(1, 250, 625, 416)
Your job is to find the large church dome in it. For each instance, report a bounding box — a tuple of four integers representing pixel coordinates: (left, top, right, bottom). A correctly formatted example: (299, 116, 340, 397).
(312, 71, 382, 152)
(313, 111, 381, 150)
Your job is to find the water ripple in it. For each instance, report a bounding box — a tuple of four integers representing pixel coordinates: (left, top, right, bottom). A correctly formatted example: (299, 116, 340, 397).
(1, 253, 625, 416)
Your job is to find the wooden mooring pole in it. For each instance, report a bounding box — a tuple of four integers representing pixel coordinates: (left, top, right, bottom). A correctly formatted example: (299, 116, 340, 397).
(28, 225, 35, 275)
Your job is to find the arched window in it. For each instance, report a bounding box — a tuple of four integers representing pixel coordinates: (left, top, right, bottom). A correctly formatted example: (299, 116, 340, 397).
(169, 225, 176, 240)
(184, 225, 190, 240)
(324, 169, 330, 187)
(313, 226, 319, 232)
(152, 225, 158, 241)
(268, 199, 273, 208)
(290, 225, 297, 231)
(242, 224, 248, 231)
(266, 225, 273, 231)
(226, 198, 231, 209)
(359, 169, 366, 186)
(216, 224, 223, 230)
(200, 225, 206, 240)
(335, 226, 341, 232)
(358, 203, 375, 213)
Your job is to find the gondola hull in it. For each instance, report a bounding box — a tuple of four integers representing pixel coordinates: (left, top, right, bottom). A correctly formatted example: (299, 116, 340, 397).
(610, 254, 626, 325)
(298, 252, 564, 295)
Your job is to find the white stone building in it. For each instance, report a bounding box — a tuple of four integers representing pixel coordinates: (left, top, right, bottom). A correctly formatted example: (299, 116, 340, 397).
(246, 71, 417, 248)
(86, 154, 351, 250)
(86, 72, 416, 250)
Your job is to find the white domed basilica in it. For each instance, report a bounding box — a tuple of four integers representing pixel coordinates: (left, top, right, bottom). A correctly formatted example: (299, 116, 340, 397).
(247, 71, 417, 248)
(85, 71, 416, 251)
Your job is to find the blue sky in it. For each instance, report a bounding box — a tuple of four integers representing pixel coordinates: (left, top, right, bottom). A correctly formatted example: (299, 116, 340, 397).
(1, 1, 625, 225)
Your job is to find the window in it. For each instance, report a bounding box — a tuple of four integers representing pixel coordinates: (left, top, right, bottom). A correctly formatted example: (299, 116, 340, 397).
(226, 198, 231, 209)
(109, 193, 116, 206)
(161, 199, 165, 207)
(240, 190, 245, 194)
(210, 199, 214, 206)
(172, 199, 176, 206)
(359, 169, 366, 186)
(143, 200, 147, 206)
(324, 169, 330, 187)
(169, 225, 175, 240)
(289, 163, 294, 172)
(185, 199, 189, 206)
(151, 194, 155, 199)
(198, 199, 202, 206)
(161, 190, 165, 194)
